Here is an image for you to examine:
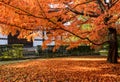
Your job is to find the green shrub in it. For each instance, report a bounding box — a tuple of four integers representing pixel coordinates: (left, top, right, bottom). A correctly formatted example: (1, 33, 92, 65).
(11, 44, 23, 58)
(0, 44, 23, 59)
(37, 45, 97, 58)
(37, 45, 43, 55)
(69, 46, 95, 56)
(0, 45, 8, 55)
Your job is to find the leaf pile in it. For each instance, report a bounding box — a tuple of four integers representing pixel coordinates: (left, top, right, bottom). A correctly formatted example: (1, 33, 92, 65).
(0, 58, 120, 82)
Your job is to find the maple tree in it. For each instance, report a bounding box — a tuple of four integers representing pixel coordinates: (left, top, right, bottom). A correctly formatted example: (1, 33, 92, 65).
(0, 0, 120, 63)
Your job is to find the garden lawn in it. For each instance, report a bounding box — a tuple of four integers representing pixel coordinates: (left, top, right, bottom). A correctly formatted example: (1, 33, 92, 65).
(0, 57, 120, 82)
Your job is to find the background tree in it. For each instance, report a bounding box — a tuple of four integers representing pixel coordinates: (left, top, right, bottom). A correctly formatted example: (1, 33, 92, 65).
(0, 0, 120, 63)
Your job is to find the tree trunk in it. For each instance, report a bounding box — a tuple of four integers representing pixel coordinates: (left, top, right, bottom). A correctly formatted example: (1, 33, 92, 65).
(107, 28, 118, 63)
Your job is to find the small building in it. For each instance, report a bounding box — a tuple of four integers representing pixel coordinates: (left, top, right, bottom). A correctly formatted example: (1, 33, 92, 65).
(0, 33, 55, 47)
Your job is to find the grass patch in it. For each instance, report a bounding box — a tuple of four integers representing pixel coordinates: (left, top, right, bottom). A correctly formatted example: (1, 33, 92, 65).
(99, 50, 120, 56)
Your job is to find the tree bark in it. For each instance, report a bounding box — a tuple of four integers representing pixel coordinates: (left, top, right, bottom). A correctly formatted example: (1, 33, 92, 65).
(107, 28, 118, 63)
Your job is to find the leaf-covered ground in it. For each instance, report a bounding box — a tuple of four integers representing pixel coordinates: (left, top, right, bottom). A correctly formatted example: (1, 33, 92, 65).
(0, 57, 120, 82)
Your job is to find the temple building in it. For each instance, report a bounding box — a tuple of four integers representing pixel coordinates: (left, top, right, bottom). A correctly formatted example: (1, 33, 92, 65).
(0, 33, 54, 47)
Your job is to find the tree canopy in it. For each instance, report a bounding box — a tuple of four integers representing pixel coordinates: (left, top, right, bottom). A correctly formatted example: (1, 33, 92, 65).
(0, 0, 120, 51)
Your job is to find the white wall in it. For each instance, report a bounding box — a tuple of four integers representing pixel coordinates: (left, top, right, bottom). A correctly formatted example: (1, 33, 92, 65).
(0, 33, 55, 46)
(48, 41, 55, 46)
(0, 34, 8, 45)
(33, 37, 43, 47)
(33, 37, 55, 47)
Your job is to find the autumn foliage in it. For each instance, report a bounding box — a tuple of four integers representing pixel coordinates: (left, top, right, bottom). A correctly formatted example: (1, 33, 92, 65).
(0, 0, 119, 48)
(0, 0, 120, 63)
(0, 58, 120, 81)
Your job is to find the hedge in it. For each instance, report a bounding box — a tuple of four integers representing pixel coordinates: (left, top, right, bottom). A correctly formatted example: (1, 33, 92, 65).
(37, 45, 99, 58)
(0, 44, 23, 59)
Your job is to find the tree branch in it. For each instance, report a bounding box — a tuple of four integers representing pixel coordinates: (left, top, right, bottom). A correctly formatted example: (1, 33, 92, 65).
(108, 0, 119, 9)
(46, 17, 109, 45)
(68, 0, 96, 9)
(0, 1, 44, 19)
(0, 0, 109, 45)
(96, 0, 106, 13)
(60, 27, 109, 45)
(66, 6, 100, 17)
(36, 0, 47, 18)
(0, 21, 39, 31)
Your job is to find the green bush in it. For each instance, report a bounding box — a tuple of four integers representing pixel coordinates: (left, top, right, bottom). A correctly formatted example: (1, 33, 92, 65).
(37, 45, 43, 55)
(37, 45, 97, 58)
(11, 44, 24, 58)
(37, 45, 55, 57)
(69, 46, 95, 56)
(37, 45, 66, 57)
(0, 45, 8, 55)
(0, 44, 23, 59)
